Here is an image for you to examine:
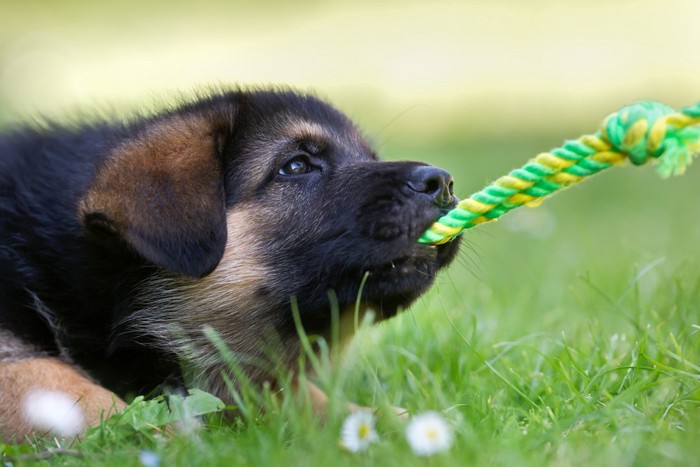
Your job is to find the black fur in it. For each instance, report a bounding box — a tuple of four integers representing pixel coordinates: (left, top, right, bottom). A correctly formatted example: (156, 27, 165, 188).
(0, 88, 460, 398)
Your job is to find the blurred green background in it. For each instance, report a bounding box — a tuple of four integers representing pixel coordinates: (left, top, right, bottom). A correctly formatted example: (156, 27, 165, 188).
(2, 0, 700, 133)
(2, 3, 700, 463)
(1, 0, 699, 323)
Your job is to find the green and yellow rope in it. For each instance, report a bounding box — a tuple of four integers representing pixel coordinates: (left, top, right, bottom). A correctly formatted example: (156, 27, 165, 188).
(419, 100, 700, 245)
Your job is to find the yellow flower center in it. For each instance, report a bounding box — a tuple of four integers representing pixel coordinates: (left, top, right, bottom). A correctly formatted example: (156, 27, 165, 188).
(359, 424, 370, 439)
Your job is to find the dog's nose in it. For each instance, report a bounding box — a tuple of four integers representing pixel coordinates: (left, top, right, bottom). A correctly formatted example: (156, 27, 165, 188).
(406, 165, 454, 208)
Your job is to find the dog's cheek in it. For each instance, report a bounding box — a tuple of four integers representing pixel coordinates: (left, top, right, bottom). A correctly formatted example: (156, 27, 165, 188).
(126, 206, 299, 394)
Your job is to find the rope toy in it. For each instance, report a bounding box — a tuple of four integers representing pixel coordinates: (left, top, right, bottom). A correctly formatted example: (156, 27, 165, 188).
(419, 100, 700, 245)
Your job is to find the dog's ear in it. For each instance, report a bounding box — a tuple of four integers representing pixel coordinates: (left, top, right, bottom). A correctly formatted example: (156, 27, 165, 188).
(78, 112, 232, 278)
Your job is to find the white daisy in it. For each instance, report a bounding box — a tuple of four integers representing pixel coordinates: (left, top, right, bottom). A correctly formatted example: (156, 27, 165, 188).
(22, 389, 85, 437)
(405, 411, 453, 456)
(340, 410, 379, 452)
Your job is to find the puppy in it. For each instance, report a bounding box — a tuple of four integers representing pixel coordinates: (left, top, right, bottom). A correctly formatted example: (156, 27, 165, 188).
(0, 88, 460, 440)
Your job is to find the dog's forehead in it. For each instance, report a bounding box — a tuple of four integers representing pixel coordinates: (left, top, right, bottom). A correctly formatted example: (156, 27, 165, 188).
(279, 116, 373, 160)
(240, 91, 375, 160)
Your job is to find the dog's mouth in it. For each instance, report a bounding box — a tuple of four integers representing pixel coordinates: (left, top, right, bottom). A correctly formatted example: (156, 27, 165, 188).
(360, 240, 458, 319)
(369, 245, 438, 280)
(286, 193, 461, 333)
(340, 202, 461, 319)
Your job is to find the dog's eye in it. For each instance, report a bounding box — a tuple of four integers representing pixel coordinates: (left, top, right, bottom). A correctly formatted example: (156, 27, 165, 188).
(279, 156, 313, 176)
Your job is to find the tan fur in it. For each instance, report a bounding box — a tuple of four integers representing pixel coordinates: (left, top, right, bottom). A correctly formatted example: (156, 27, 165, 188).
(78, 114, 223, 235)
(126, 206, 371, 406)
(285, 120, 334, 141)
(283, 117, 372, 160)
(0, 358, 126, 442)
(126, 206, 299, 398)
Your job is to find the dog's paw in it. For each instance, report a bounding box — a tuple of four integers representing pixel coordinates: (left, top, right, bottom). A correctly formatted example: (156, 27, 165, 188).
(0, 358, 126, 441)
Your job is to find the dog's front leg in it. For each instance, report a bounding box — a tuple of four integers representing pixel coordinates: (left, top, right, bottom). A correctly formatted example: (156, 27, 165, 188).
(0, 358, 126, 441)
(293, 378, 361, 414)
(293, 378, 409, 418)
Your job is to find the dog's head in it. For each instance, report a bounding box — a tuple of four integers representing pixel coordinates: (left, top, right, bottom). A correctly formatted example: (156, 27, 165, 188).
(79, 89, 460, 387)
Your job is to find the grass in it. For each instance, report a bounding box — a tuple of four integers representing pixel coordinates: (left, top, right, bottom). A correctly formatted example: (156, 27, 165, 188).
(2, 133, 699, 466)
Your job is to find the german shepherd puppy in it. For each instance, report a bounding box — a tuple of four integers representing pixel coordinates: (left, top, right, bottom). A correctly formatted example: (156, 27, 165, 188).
(0, 88, 460, 440)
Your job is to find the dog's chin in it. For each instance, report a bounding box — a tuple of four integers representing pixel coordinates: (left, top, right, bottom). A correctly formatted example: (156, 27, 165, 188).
(363, 240, 459, 319)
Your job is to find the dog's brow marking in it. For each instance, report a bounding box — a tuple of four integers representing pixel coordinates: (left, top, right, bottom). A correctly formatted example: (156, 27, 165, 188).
(284, 118, 367, 159)
(285, 120, 332, 141)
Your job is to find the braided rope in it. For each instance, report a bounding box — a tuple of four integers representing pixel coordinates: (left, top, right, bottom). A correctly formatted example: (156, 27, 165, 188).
(419, 101, 700, 245)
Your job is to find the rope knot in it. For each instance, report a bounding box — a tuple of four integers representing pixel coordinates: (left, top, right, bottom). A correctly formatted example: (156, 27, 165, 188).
(601, 101, 673, 166)
(600, 100, 700, 177)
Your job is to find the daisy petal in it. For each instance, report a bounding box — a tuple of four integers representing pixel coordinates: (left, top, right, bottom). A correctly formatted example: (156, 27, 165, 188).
(340, 411, 379, 453)
(406, 411, 453, 456)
